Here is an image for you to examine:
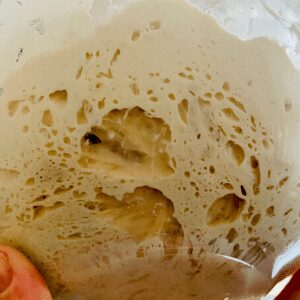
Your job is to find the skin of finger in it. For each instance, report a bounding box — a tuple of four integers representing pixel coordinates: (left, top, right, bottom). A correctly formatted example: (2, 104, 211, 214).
(276, 268, 300, 300)
(0, 245, 52, 300)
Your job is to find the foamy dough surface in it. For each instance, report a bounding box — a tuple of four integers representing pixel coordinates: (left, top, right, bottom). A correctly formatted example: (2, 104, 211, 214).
(1, 0, 300, 298)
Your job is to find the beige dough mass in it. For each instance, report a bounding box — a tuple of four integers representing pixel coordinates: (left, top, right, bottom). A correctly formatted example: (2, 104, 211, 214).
(0, 0, 300, 299)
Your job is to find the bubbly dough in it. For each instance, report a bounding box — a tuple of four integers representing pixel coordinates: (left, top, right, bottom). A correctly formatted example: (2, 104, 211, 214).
(1, 0, 300, 298)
